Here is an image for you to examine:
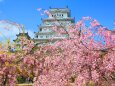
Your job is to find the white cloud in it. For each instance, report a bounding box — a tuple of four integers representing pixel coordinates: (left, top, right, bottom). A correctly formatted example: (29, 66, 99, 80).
(0, 20, 34, 41)
(0, 20, 19, 41)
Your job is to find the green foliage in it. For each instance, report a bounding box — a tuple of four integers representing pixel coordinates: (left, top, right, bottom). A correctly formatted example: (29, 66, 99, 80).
(17, 76, 26, 83)
(112, 72, 115, 80)
(88, 81, 95, 86)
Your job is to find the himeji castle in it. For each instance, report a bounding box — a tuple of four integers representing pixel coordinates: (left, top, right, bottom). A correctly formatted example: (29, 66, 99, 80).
(14, 7, 115, 46)
(33, 7, 75, 45)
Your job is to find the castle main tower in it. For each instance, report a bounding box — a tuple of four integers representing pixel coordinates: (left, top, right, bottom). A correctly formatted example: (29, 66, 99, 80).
(34, 7, 75, 45)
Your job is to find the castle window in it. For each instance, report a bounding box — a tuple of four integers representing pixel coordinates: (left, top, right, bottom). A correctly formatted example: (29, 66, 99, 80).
(35, 35, 38, 38)
(40, 35, 43, 38)
(46, 35, 48, 38)
(40, 28, 42, 31)
(53, 14, 56, 17)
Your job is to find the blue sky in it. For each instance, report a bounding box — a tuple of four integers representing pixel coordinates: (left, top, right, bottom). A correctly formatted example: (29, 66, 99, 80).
(0, 0, 115, 40)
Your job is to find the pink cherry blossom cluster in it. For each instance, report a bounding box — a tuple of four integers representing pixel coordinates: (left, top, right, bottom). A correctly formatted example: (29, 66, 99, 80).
(0, 53, 17, 86)
(0, 16, 115, 86)
(32, 17, 115, 86)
